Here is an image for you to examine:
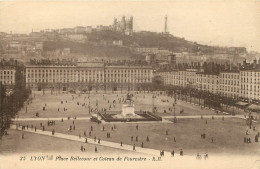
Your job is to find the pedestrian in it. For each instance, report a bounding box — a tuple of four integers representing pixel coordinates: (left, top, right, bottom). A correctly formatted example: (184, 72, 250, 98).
(136, 136, 138, 142)
(131, 136, 133, 142)
(61, 118, 63, 122)
(79, 134, 81, 139)
(42, 125, 45, 131)
(196, 153, 200, 160)
(120, 141, 123, 146)
(73, 125, 75, 130)
(146, 136, 149, 142)
(204, 153, 208, 160)
(81, 146, 83, 151)
(171, 150, 174, 157)
(133, 144, 135, 151)
(35, 127, 37, 132)
(141, 142, 144, 148)
(89, 131, 91, 136)
(95, 146, 97, 153)
(180, 149, 183, 156)
(22, 133, 24, 139)
(85, 138, 88, 143)
(98, 138, 100, 144)
(52, 129, 55, 135)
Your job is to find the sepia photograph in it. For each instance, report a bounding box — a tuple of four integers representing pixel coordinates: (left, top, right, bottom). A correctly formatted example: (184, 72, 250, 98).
(0, 0, 259, 169)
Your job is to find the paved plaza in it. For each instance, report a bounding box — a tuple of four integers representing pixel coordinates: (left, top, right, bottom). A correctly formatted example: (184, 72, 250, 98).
(1, 91, 260, 169)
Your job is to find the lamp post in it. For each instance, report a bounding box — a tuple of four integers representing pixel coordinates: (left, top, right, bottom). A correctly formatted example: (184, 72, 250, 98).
(88, 89, 90, 114)
(152, 94, 155, 113)
(96, 99, 98, 118)
(173, 102, 177, 123)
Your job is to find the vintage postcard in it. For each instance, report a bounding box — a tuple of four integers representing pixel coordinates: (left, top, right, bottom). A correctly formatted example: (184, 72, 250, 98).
(0, 0, 259, 169)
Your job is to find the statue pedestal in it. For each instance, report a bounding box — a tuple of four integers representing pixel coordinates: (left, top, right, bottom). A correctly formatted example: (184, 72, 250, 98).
(122, 104, 135, 117)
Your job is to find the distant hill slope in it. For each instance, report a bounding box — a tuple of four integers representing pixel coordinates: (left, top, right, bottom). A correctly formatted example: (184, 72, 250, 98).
(43, 30, 246, 58)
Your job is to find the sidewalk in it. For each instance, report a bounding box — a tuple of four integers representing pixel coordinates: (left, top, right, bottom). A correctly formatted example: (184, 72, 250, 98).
(12, 114, 246, 122)
(10, 124, 187, 158)
(163, 115, 245, 119)
(12, 117, 91, 121)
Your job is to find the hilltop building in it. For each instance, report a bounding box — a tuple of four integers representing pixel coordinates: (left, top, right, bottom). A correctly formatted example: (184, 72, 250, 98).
(113, 16, 133, 35)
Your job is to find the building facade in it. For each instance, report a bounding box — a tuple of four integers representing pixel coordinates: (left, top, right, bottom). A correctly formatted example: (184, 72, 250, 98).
(25, 62, 153, 91)
(0, 68, 16, 86)
(196, 73, 219, 94)
(219, 71, 240, 99)
(240, 70, 260, 101)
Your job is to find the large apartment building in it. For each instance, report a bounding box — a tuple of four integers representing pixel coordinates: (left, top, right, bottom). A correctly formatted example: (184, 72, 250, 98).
(240, 70, 260, 101)
(0, 68, 16, 86)
(25, 62, 153, 91)
(158, 67, 260, 101)
(219, 71, 240, 99)
(196, 73, 219, 94)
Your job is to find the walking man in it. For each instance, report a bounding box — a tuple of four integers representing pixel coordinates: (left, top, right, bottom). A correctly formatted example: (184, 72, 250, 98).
(171, 150, 174, 157)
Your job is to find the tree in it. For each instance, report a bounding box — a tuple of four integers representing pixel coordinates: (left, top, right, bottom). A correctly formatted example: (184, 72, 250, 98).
(152, 75, 163, 91)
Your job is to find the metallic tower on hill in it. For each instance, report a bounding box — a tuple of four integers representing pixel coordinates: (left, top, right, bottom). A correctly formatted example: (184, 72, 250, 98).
(164, 15, 168, 34)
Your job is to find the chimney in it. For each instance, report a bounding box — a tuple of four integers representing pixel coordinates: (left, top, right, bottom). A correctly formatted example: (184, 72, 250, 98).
(237, 63, 241, 71)
(243, 59, 247, 67)
(253, 59, 257, 68)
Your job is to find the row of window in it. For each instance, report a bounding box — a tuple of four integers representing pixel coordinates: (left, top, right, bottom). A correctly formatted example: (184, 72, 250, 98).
(27, 78, 151, 83)
(220, 74, 239, 79)
(0, 71, 14, 75)
(0, 76, 14, 79)
(27, 69, 152, 73)
(241, 72, 260, 76)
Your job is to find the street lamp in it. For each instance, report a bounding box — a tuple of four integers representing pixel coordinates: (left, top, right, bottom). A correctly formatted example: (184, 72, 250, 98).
(173, 103, 177, 123)
(88, 89, 90, 114)
(152, 94, 155, 113)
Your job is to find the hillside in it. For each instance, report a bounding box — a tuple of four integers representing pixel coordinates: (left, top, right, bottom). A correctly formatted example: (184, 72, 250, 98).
(42, 30, 247, 59)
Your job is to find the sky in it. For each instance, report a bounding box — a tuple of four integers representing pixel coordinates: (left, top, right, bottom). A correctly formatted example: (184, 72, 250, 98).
(0, 0, 260, 52)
